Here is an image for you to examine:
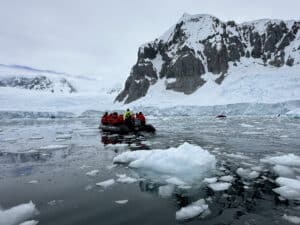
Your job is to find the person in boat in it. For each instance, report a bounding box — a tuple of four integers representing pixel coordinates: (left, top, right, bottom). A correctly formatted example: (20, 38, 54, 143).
(101, 112, 109, 125)
(124, 109, 134, 130)
(117, 114, 124, 125)
(134, 113, 141, 127)
(111, 112, 119, 126)
(138, 112, 146, 126)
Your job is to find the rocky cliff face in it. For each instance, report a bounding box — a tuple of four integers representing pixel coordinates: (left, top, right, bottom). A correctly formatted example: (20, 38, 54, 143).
(116, 14, 300, 104)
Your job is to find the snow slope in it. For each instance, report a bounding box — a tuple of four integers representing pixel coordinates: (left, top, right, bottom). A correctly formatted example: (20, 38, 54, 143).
(0, 64, 122, 113)
(128, 60, 300, 108)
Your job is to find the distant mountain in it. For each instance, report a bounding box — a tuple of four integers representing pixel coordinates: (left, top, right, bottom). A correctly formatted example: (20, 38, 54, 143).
(116, 13, 300, 104)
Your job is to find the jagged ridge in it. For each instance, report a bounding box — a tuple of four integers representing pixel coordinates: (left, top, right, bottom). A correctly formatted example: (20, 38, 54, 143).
(116, 13, 300, 104)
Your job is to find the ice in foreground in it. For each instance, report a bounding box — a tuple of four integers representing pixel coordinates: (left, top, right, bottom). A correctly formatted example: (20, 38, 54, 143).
(0, 201, 38, 225)
(261, 154, 300, 167)
(176, 199, 209, 220)
(96, 179, 115, 188)
(273, 177, 300, 200)
(113, 142, 216, 183)
(19, 220, 39, 225)
(283, 214, 300, 224)
(86, 170, 99, 177)
(208, 182, 232, 191)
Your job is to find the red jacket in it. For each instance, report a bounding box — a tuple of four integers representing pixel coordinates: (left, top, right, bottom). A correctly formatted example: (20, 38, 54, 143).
(118, 115, 124, 124)
(138, 114, 146, 123)
(101, 115, 108, 125)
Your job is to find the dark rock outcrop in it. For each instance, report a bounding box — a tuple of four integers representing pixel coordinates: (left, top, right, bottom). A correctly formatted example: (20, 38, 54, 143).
(116, 14, 300, 103)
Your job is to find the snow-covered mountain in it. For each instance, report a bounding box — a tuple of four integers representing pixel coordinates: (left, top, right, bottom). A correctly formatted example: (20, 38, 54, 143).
(116, 13, 300, 105)
(0, 64, 121, 112)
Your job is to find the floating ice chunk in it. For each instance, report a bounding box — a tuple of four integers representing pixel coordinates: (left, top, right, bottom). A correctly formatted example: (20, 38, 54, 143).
(96, 179, 115, 188)
(158, 184, 175, 197)
(106, 164, 117, 170)
(283, 214, 300, 224)
(261, 154, 300, 167)
(85, 185, 93, 191)
(115, 200, 128, 204)
(219, 175, 234, 182)
(203, 177, 217, 183)
(116, 174, 137, 184)
(86, 170, 99, 177)
(208, 182, 231, 191)
(38, 145, 68, 150)
(166, 177, 186, 186)
(28, 180, 38, 184)
(286, 108, 300, 119)
(273, 186, 300, 200)
(273, 165, 295, 177)
(3, 138, 17, 142)
(19, 220, 39, 225)
(273, 177, 300, 200)
(236, 168, 259, 180)
(276, 177, 300, 189)
(176, 199, 208, 220)
(113, 143, 216, 183)
(0, 201, 38, 225)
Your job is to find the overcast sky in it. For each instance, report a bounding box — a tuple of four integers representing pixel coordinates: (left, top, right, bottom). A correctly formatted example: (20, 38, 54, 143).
(1, 0, 299, 82)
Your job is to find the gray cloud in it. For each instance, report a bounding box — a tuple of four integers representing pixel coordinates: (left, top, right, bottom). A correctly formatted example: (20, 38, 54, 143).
(1, 0, 299, 81)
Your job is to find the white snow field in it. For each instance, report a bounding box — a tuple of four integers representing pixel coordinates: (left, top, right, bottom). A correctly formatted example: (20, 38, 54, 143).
(113, 142, 216, 184)
(0, 201, 38, 225)
(0, 64, 121, 113)
(175, 199, 209, 220)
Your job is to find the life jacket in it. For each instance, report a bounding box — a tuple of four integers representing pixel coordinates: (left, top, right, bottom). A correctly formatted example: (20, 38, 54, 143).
(118, 115, 124, 124)
(101, 115, 108, 125)
(124, 111, 131, 119)
(107, 114, 114, 125)
(139, 114, 146, 123)
(111, 114, 119, 125)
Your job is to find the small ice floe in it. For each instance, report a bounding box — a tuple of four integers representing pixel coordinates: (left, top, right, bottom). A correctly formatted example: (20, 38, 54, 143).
(19, 220, 39, 225)
(208, 182, 232, 191)
(38, 145, 68, 150)
(80, 165, 91, 170)
(158, 184, 175, 198)
(219, 175, 234, 182)
(236, 168, 259, 180)
(116, 174, 137, 184)
(273, 165, 295, 177)
(115, 200, 128, 204)
(203, 177, 217, 184)
(85, 185, 93, 191)
(56, 134, 72, 140)
(166, 177, 186, 186)
(273, 177, 300, 200)
(261, 154, 300, 167)
(48, 200, 57, 206)
(96, 179, 115, 188)
(113, 142, 216, 184)
(283, 214, 300, 224)
(86, 170, 99, 177)
(176, 199, 209, 220)
(0, 201, 38, 225)
(28, 180, 39, 184)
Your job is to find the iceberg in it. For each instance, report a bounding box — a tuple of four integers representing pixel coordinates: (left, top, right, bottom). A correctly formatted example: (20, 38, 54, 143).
(113, 142, 216, 184)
